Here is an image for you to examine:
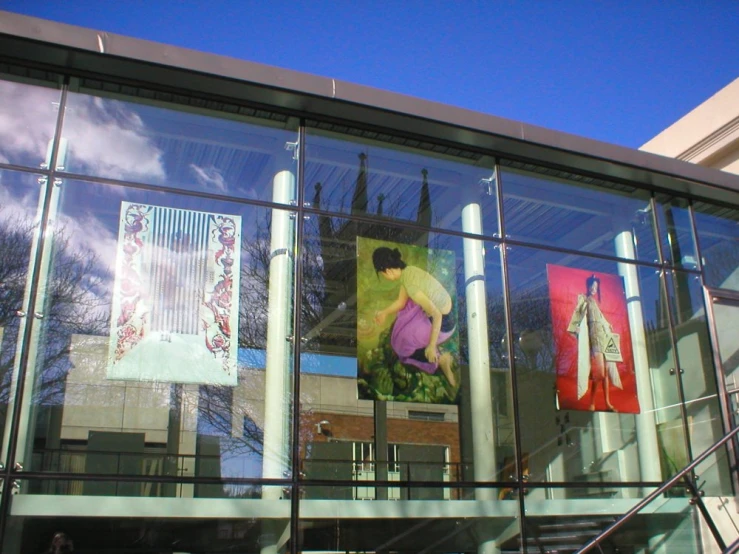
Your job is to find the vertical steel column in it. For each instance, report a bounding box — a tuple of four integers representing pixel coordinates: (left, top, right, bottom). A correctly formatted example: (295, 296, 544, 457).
(614, 231, 661, 482)
(1, 138, 66, 469)
(461, 187, 497, 484)
(648, 196, 691, 552)
(462, 183, 500, 554)
(289, 123, 307, 554)
(495, 163, 529, 554)
(653, 199, 694, 466)
(0, 79, 70, 547)
(260, 142, 297, 554)
(374, 401, 388, 500)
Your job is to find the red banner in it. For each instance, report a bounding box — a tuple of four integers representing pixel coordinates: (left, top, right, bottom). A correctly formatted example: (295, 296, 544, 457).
(547, 265, 639, 414)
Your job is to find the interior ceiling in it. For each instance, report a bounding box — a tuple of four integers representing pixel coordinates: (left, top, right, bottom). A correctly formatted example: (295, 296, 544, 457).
(148, 127, 660, 271)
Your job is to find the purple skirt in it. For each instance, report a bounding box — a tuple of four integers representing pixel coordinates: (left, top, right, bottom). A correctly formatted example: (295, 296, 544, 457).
(390, 299, 455, 374)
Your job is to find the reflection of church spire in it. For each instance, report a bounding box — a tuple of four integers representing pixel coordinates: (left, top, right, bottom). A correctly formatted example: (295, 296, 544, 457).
(377, 193, 386, 216)
(663, 206, 692, 323)
(415, 168, 431, 247)
(417, 169, 431, 227)
(351, 152, 368, 216)
(313, 182, 333, 246)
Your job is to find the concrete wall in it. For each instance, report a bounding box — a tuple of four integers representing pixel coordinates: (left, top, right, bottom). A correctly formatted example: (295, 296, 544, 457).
(641, 78, 739, 175)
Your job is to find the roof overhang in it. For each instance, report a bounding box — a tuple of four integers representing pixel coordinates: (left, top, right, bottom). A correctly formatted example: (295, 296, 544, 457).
(1, 10, 738, 205)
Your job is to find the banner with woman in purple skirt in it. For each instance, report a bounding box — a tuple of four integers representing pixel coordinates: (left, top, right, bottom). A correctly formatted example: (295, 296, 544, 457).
(357, 237, 460, 404)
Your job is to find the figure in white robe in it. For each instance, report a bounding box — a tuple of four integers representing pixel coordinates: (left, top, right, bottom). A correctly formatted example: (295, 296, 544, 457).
(567, 275, 622, 411)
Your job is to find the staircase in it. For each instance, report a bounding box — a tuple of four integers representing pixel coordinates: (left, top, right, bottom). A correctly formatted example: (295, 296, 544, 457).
(501, 516, 620, 554)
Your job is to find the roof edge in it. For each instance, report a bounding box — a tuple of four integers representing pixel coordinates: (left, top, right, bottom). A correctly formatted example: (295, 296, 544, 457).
(1, 10, 739, 204)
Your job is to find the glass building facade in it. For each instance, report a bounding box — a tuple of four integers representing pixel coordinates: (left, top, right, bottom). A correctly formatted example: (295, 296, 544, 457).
(0, 12, 739, 554)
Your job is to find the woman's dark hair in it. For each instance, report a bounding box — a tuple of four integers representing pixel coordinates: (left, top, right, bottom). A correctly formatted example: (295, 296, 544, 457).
(586, 274, 601, 301)
(372, 247, 406, 275)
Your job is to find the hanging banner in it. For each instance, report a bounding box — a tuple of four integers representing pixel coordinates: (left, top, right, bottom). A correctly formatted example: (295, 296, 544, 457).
(357, 237, 460, 404)
(547, 264, 639, 413)
(108, 202, 240, 385)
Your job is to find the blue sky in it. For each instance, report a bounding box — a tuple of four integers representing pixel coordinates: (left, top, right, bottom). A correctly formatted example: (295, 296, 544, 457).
(3, 1, 737, 148)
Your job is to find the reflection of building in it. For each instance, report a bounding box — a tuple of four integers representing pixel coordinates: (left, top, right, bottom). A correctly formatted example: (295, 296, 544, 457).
(0, 10, 739, 554)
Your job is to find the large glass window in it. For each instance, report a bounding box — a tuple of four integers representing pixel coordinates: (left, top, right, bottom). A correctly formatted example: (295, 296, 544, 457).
(299, 485, 518, 553)
(501, 167, 658, 263)
(15, 178, 296, 486)
(298, 213, 513, 493)
(4, 482, 290, 553)
(0, 169, 47, 466)
(506, 244, 687, 489)
(2, 67, 738, 554)
(655, 194, 699, 270)
(666, 269, 731, 495)
(305, 128, 499, 236)
(694, 201, 739, 291)
(59, 89, 298, 202)
(0, 77, 62, 170)
(524, 485, 704, 553)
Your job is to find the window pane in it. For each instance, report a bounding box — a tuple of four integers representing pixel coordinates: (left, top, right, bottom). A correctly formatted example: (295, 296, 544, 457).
(0, 78, 61, 169)
(655, 194, 699, 270)
(299, 485, 519, 553)
(524, 485, 704, 553)
(298, 214, 513, 486)
(0, 169, 46, 465)
(666, 270, 732, 496)
(305, 128, 499, 235)
(501, 168, 657, 263)
(60, 90, 298, 202)
(5, 483, 291, 552)
(19, 178, 295, 484)
(507, 244, 687, 486)
(694, 201, 739, 291)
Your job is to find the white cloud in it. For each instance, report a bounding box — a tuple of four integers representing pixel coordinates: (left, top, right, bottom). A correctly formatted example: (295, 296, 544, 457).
(0, 80, 58, 165)
(0, 183, 40, 227)
(53, 210, 119, 275)
(190, 164, 227, 192)
(0, 81, 166, 182)
(63, 95, 166, 182)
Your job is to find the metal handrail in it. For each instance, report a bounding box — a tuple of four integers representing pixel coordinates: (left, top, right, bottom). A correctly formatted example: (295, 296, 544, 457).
(577, 424, 739, 553)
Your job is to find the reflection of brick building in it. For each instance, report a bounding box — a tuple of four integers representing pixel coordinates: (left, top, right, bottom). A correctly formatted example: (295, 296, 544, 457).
(300, 373, 461, 499)
(55, 338, 464, 499)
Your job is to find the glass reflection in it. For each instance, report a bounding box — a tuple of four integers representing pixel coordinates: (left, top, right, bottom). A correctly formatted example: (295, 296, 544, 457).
(20, 178, 295, 486)
(305, 128, 499, 235)
(300, 485, 518, 554)
(666, 270, 732, 496)
(694, 201, 739, 291)
(523, 485, 702, 553)
(0, 78, 61, 170)
(501, 168, 657, 263)
(5, 484, 291, 553)
(655, 194, 699, 270)
(60, 90, 298, 202)
(0, 169, 46, 466)
(299, 214, 513, 487)
(506, 244, 686, 487)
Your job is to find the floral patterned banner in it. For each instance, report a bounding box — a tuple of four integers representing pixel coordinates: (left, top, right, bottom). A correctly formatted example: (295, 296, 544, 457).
(108, 202, 240, 385)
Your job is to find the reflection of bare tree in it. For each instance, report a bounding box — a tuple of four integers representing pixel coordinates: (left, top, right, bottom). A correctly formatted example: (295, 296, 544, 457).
(0, 215, 109, 409)
(237, 212, 272, 349)
(493, 284, 555, 373)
